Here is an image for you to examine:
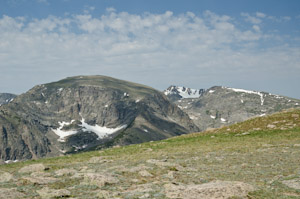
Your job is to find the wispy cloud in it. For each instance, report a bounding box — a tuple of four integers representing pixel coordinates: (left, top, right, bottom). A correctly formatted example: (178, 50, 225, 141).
(242, 12, 292, 24)
(256, 12, 266, 18)
(0, 9, 299, 97)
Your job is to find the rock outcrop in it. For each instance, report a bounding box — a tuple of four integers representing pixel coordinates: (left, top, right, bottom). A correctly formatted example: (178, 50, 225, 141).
(0, 93, 16, 106)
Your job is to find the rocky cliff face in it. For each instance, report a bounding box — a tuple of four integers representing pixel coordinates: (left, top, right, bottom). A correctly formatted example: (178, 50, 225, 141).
(0, 93, 16, 106)
(164, 86, 205, 101)
(0, 76, 199, 161)
(165, 86, 300, 131)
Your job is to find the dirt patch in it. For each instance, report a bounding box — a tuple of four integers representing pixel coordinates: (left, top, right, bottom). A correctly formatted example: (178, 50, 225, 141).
(37, 187, 71, 199)
(0, 172, 13, 182)
(18, 163, 46, 173)
(83, 173, 119, 187)
(0, 188, 25, 199)
(164, 181, 255, 199)
(282, 178, 300, 190)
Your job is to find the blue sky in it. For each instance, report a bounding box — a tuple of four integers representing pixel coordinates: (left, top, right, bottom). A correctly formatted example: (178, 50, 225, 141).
(0, 0, 300, 99)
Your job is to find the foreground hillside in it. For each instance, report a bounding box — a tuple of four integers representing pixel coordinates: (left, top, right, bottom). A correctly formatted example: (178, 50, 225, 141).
(0, 108, 299, 198)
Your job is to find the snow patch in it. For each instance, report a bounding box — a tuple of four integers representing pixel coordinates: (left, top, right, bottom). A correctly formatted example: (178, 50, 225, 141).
(209, 90, 215, 93)
(189, 115, 197, 120)
(143, 129, 148, 132)
(259, 113, 266, 117)
(59, 149, 67, 154)
(80, 118, 127, 140)
(220, 118, 226, 122)
(4, 160, 18, 164)
(241, 99, 244, 103)
(52, 120, 77, 142)
(135, 99, 141, 103)
(104, 104, 109, 108)
(227, 87, 265, 105)
(58, 88, 63, 92)
(210, 115, 216, 119)
(296, 103, 299, 106)
(73, 144, 88, 151)
(164, 86, 204, 99)
(274, 95, 283, 99)
(124, 92, 129, 97)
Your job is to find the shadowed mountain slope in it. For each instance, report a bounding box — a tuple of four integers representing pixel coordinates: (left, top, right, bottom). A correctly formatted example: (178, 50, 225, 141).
(0, 76, 198, 161)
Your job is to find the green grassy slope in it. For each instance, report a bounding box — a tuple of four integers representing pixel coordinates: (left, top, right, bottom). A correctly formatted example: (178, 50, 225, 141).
(0, 109, 299, 198)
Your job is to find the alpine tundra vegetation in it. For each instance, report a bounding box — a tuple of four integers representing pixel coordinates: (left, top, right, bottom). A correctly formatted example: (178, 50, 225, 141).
(0, 108, 299, 198)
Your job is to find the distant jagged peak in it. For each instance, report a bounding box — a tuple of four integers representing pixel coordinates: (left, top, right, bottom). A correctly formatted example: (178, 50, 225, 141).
(0, 93, 17, 106)
(164, 85, 205, 99)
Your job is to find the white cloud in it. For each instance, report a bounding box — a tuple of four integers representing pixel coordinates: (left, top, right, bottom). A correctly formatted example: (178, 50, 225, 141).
(0, 10, 299, 98)
(252, 25, 260, 32)
(106, 7, 116, 13)
(267, 15, 291, 23)
(83, 5, 96, 14)
(241, 12, 262, 24)
(256, 12, 266, 18)
(281, 16, 291, 22)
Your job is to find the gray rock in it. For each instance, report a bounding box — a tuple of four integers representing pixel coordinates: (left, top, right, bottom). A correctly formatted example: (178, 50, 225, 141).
(97, 190, 110, 199)
(55, 168, 77, 176)
(37, 187, 71, 199)
(282, 178, 300, 190)
(18, 164, 46, 173)
(83, 172, 119, 187)
(139, 170, 153, 177)
(0, 172, 13, 182)
(0, 188, 25, 199)
(164, 180, 255, 199)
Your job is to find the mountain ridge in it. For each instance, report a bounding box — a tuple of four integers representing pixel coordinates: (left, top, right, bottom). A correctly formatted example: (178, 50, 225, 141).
(0, 75, 198, 161)
(1, 77, 299, 162)
(164, 85, 300, 131)
(0, 93, 16, 106)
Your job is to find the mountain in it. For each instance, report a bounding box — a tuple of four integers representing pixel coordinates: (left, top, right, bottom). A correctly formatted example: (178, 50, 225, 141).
(0, 93, 16, 106)
(1, 108, 299, 198)
(164, 85, 205, 101)
(164, 85, 300, 131)
(0, 76, 198, 161)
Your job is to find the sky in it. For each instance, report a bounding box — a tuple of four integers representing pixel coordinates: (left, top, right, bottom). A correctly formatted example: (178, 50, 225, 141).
(0, 0, 300, 98)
